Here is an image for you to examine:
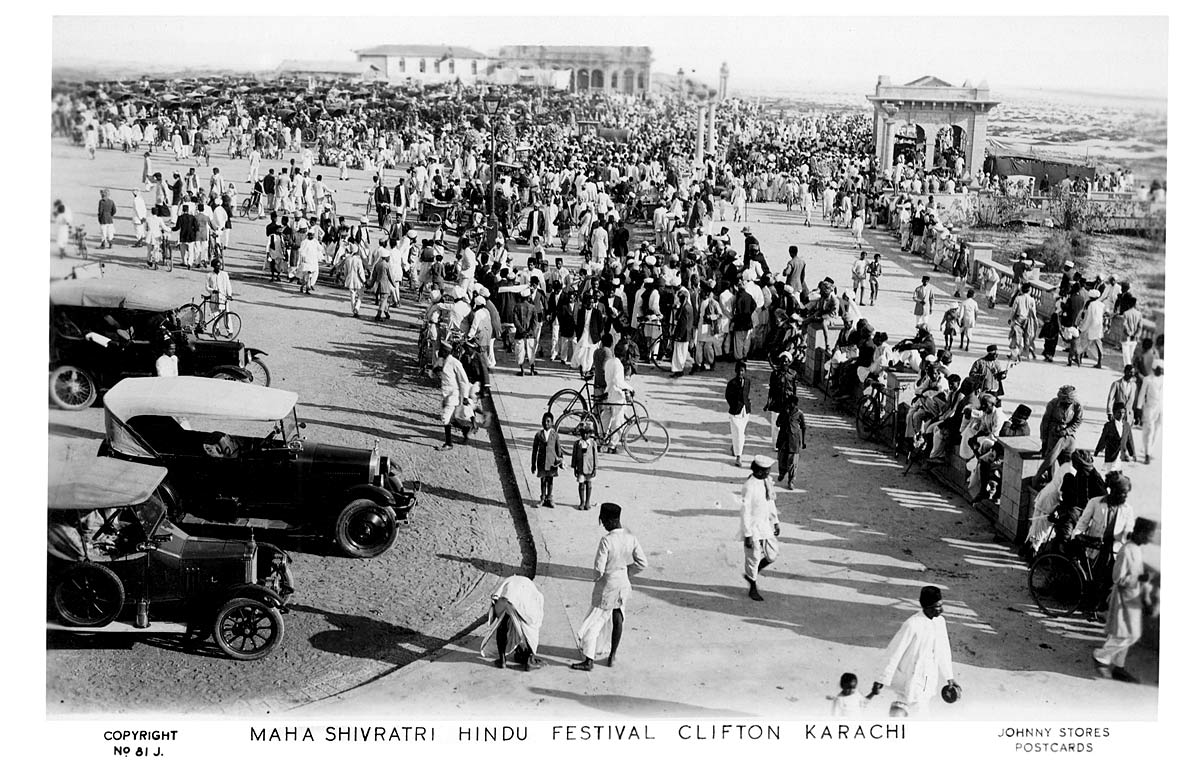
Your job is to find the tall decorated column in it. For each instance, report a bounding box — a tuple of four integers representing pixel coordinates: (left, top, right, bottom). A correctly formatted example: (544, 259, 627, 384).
(695, 104, 707, 170)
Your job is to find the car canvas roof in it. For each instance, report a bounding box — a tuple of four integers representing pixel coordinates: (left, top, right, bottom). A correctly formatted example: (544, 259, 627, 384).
(50, 279, 182, 312)
(48, 445, 167, 510)
(104, 377, 298, 422)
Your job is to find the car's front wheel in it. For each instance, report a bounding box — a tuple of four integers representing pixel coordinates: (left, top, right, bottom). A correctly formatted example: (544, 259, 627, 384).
(49, 365, 98, 411)
(52, 562, 125, 627)
(334, 499, 398, 558)
(212, 597, 284, 660)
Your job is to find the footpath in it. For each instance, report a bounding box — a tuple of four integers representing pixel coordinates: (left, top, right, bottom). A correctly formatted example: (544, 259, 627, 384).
(308, 204, 1158, 719)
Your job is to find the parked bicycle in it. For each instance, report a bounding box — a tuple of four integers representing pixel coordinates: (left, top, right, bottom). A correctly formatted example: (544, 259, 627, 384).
(177, 294, 241, 341)
(633, 318, 670, 373)
(547, 372, 649, 423)
(238, 193, 263, 221)
(555, 393, 669, 464)
(855, 376, 900, 446)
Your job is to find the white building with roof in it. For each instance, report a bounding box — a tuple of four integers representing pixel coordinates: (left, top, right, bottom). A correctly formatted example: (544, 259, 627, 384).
(275, 60, 379, 82)
(353, 45, 491, 85)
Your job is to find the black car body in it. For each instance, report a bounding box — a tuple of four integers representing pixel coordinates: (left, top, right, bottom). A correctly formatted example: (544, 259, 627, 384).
(50, 279, 270, 410)
(48, 452, 291, 660)
(97, 377, 417, 558)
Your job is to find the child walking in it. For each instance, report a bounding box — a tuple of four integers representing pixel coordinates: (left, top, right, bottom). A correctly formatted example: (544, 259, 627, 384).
(829, 672, 878, 717)
(531, 412, 564, 508)
(571, 424, 598, 511)
(941, 302, 962, 352)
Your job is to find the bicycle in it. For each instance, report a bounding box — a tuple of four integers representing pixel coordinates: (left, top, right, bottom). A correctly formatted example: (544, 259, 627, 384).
(1027, 522, 1106, 618)
(177, 294, 241, 341)
(555, 394, 670, 464)
(634, 319, 670, 372)
(238, 194, 263, 221)
(855, 376, 900, 446)
(547, 372, 650, 423)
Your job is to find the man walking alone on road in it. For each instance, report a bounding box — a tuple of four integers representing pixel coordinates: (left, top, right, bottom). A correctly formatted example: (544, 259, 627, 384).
(872, 585, 961, 717)
(740, 455, 780, 601)
(571, 503, 647, 672)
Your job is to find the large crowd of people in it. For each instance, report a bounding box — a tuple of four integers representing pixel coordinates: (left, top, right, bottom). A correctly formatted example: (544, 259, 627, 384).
(52, 73, 1162, 694)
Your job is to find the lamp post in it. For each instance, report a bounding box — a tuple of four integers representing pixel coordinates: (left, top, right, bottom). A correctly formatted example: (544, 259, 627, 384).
(481, 90, 504, 236)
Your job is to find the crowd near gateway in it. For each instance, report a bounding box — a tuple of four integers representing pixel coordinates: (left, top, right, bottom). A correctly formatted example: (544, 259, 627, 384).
(48, 39, 1162, 715)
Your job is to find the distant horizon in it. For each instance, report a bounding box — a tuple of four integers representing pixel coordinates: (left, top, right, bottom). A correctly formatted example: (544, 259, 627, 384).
(51, 56, 1169, 105)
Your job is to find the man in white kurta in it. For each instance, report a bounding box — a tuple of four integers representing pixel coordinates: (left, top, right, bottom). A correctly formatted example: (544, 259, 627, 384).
(572, 503, 647, 671)
(740, 456, 780, 601)
(479, 575, 544, 671)
(1093, 517, 1156, 683)
(874, 586, 958, 715)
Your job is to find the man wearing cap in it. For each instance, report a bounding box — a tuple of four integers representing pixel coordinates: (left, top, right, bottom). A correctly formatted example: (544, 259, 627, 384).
(912, 275, 935, 327)
(513, 288, 538, 377)
(1093, 517, 1157, 683)
(1072, 471, 1136, 611)
(436, 343, 471, 451)
(731, 277, 757, 361)
(968, 345, 1008, 397)
(1077, 287, 1107, 368)
(571, 503, 647, 672)
(1009, 282, 1039, 361)
(96, 189, 116, 249)
(872, 586, 959, 716)
(740, 455, 780, 602)
(297, 228, 323, 295)
(1038, 385, 1084, 480)
(369, 244, 397, 320)
(669, 286, 694, 377)
(1117, 297, 1144, 368)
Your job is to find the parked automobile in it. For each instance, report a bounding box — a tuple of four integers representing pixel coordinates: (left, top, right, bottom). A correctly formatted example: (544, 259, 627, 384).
(48, 446, 291, 660)
(49, 279, 270, 411)
(98, 377, 418, 558)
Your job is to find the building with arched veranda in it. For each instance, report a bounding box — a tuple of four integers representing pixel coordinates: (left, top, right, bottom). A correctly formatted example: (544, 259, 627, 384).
(496, 45, 652, 95)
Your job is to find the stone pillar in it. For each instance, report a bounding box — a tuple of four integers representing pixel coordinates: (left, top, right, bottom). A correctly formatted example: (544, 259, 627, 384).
(995, 437, 1044, 543)
(695, 104, 706, 169)
(963, 241, 995, 286)
(963, 111, 990, 179)
(706, 103, 717, 155)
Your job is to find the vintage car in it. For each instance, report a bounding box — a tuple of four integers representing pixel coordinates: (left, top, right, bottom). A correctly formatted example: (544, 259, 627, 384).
(50, 279, 271, 411)
(48, 446, 291, 660)
(98, 377, 418, 558)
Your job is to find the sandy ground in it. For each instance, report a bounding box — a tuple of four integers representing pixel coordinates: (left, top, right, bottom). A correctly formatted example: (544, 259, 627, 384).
(47, 137, 532, 714)
(309, 200, 1160, 720)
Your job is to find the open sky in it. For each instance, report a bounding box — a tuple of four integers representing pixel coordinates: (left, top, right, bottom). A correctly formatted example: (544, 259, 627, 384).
(52, 15, 1167, 98)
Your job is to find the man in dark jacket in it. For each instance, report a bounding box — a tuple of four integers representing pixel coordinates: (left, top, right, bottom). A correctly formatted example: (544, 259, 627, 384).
(725, 360, 752, 466)
(513, 289, 538, 376)
(731, 277, 757, 361)
(173, 203, 199, 268)
(96, 189, 117, 249)
(372, 176, 391, 228)
(671, 287, 694, 377)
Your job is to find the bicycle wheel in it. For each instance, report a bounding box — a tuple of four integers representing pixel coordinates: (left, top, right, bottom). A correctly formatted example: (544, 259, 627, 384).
(239, 198, 251, 219)
(621, 418, 670, 463)
(213, 311, 242, 341)
(177, 303, 204, 334)
(555, 409, 600, 454)
(648, 336, 669, 372)
(547, 388, 586, 420)
(1028, 553, 1085, 618)
(855, 395, 881, 441)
